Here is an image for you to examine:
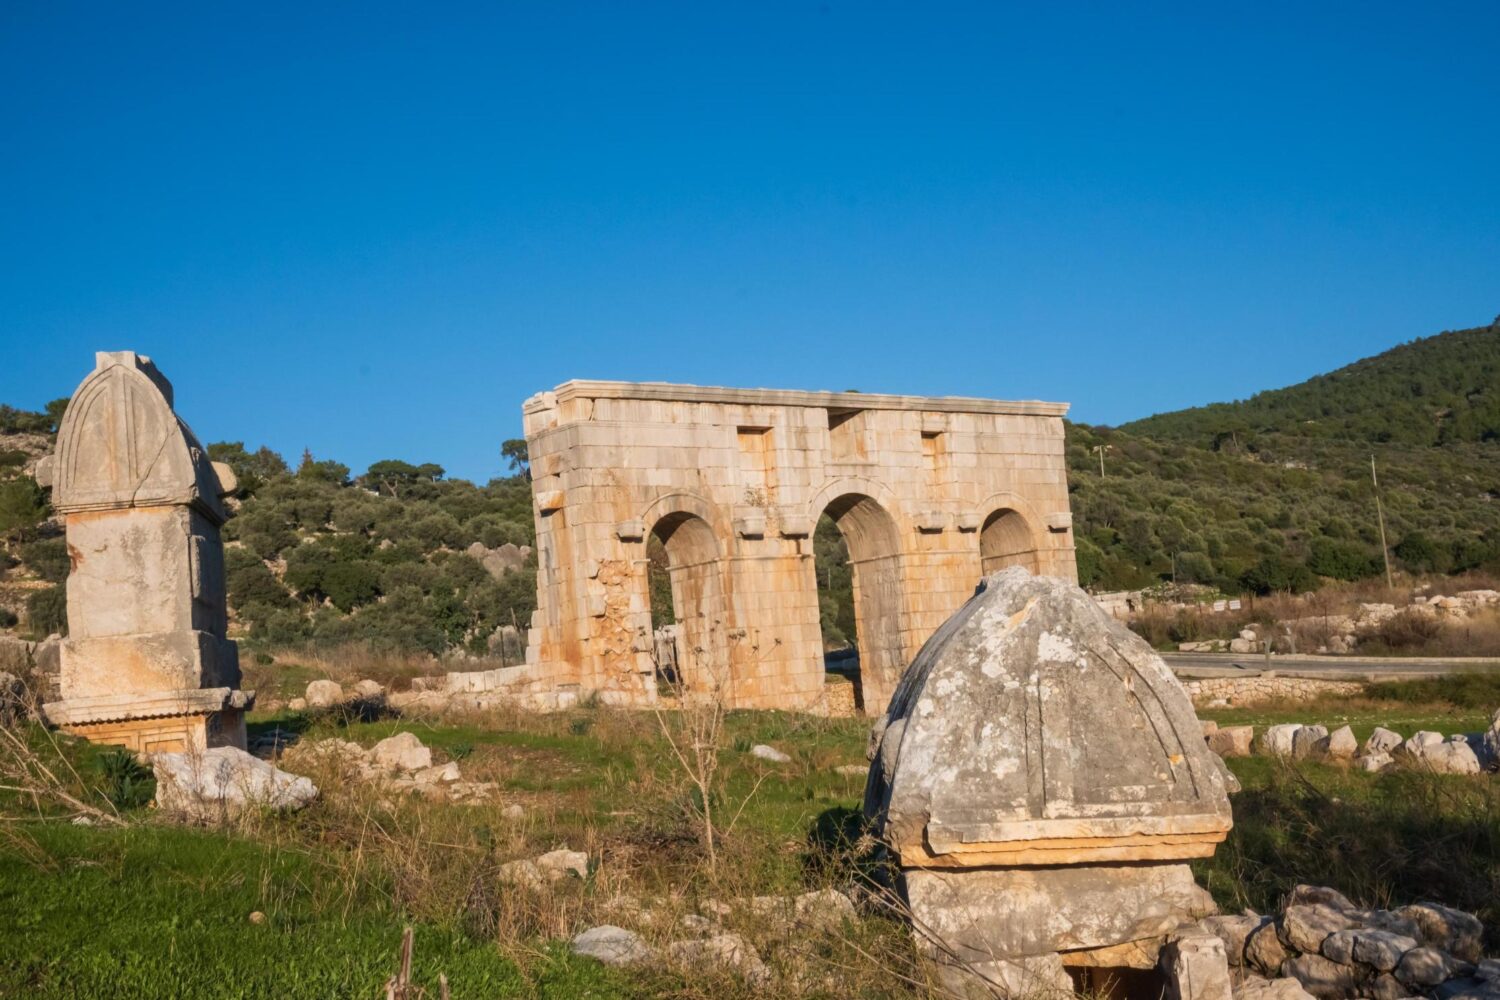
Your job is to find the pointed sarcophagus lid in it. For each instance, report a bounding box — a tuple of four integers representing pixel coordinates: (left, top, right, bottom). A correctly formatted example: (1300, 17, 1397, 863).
(866, 567, 1232, 868)
(46, 352, 233, 523)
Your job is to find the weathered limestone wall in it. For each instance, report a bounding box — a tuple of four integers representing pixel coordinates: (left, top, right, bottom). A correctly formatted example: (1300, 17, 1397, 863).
(509, 381, 1075, 715)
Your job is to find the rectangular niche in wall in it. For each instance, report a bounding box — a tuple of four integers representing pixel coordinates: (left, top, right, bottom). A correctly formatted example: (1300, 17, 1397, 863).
(827, 408, 869, 463)
(736, 425, 776, 498)
(921, 430, 945, 485)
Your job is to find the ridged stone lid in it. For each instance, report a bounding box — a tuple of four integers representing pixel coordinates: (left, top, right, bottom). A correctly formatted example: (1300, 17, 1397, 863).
(43, 352, 232, 523)
(866, 567, 1233, 868)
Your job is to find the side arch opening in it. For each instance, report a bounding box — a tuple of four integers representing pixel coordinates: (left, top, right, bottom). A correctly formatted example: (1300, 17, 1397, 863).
(980, 508, 1040, 576)
(647, 511, 728, 696)
(816, 493, 906, 716)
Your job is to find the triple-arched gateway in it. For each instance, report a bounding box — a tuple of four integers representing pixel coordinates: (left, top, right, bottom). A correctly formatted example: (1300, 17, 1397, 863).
(499, 381, 1075, 716)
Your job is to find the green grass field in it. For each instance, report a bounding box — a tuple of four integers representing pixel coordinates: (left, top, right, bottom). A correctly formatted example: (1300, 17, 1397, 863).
(2, 679, 1497, 998)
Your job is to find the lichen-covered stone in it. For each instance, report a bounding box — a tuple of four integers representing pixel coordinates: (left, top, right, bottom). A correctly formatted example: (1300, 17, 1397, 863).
(1395, 947, 1471, 987)
(369, 732, 431, 773)
(1282, 953, 1365, 999)
(1163, 932, 1234, 1000)
(903, 864, 1213, 962)
(1281, 904, 1357, 955)
(1292, 726, 1329, 760)
(1315, 726, 1357, 761)
(1352, 930, 1419, 972)
(1259, 725, 1303, 757)
(867, 568, 1232, 867)
(941, 953, 1073, 1000)
(1208, 726, 1255, 758)
(1246, 921, 1292, 977)
(1198, 914, 1266, 966)
(1364, 728, 1403, 756)
(1234, 976, 1318, 1000)
(1289, 886, 1355, 911)
(666, 933, 770, 986)
(571, 925, 651, 967)
(305, 680, 344, 709)
(1396, 904, 1484, 963)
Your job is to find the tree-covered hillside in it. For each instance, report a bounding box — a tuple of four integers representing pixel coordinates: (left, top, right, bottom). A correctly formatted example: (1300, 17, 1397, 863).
(0, 417, 542, 654)
(4, 314, 1499, 650)
(1123, 318, 1500, 447)
(1078, 317, 1500, 592)
(1067, 424, 1499, 593)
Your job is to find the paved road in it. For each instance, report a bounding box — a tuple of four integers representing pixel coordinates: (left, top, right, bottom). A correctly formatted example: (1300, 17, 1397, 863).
(1162, 651, 1500, 681)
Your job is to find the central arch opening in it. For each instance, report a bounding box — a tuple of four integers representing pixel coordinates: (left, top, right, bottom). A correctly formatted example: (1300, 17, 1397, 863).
(981, 508, 1039, 576)
(815, 493, 906, 716)
(646, 512, 727, 695)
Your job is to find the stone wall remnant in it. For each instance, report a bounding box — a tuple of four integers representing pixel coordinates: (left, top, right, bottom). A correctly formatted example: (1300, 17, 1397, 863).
(866, 567, 1233, 997)
(35, 352, 251, 752)
(485, 380, 1074, 717)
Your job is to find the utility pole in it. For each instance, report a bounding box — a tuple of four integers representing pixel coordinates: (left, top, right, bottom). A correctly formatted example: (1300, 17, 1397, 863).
(1093, 444, 1107, 478)
(1370, 454, 1394, 589)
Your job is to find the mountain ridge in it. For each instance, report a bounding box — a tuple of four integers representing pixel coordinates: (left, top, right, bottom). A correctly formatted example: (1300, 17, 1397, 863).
(1121, 317, 1500, 448)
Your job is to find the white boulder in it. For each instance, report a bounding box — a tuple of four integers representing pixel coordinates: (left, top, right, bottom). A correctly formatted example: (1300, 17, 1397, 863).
(750, 744, 791, 764)
(369, 732, 432, 773)
(572, 925, 652, 967)
(304, 679, 344, 708)
(153, 746, 318, 821)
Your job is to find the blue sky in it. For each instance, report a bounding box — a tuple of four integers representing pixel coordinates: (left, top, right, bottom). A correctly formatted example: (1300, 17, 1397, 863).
(2, 2, 1497, 482)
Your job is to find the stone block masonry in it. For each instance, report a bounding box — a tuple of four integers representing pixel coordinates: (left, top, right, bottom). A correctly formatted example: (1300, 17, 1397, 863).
(36, 352, 251, 753)
(502, 380, 1076, 717)
(1181, 673, 1366, 707)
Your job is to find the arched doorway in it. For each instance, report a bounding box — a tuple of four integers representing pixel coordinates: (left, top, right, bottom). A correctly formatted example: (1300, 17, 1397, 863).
(980, 508, 1040, 575)
(818, 493, 906, 715)
(648, 511, 729, 696)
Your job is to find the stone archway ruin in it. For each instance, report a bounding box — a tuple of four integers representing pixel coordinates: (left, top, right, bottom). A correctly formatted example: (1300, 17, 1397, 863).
(454, 380, 1076, 715)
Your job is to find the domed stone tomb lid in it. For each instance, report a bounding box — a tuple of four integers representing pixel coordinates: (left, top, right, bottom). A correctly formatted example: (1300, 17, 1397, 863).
(866, 568, 1232, 868)
(49, 352, 232, 523)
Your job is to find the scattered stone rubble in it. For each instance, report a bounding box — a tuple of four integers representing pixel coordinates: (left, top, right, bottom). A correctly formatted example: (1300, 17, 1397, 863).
(1197, 884, 1496, 1000)
(1201, 712, 1500, 775)
(1178, 591, 1500, 656)
(279, 730, 496, 802)
(570, 887, 858, 987)
(497, 848, 591, 889)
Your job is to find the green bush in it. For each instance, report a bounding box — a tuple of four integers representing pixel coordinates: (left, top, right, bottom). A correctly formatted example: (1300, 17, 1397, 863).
(0, 477, 47, 534)
(225, 556, 293, 610)
(1306, 538, 1381, 581)
(94, 748, 154, 809)
(320, 562, 381, 612)
(19, 538, 69, 583)
(0, 404, 53, 434)
(26, 586, 66, 637)
(1240, 555, 1318, 595)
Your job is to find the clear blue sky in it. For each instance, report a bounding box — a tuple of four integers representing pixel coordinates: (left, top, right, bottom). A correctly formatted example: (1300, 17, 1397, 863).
(3, 3, 1497, 482)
